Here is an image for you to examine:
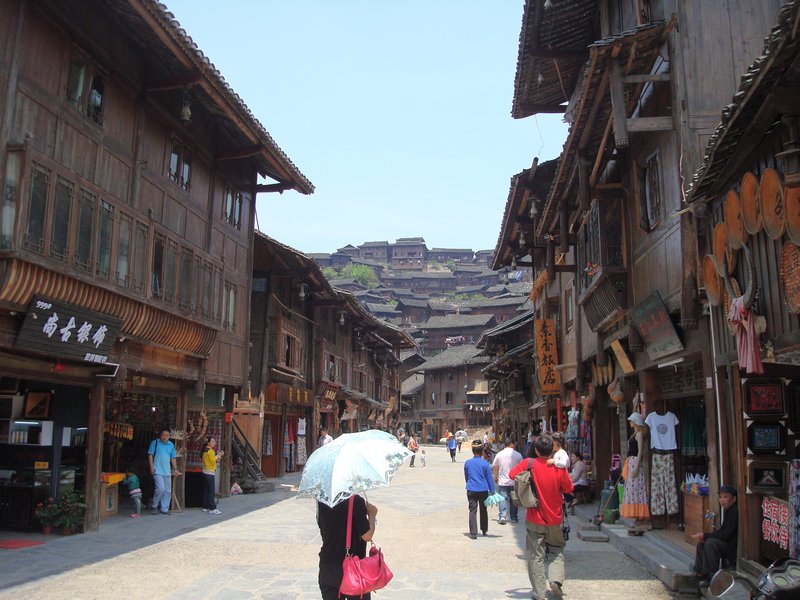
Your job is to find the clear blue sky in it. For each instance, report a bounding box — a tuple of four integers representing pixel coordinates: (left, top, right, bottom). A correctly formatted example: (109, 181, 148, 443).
(164, 1, 568, 254)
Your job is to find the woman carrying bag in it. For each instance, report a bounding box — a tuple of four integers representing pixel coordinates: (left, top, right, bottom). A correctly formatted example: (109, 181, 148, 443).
(317, 494, 378, 599)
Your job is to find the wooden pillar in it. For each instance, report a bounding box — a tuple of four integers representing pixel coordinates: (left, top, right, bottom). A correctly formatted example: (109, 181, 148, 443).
(221, 386, 234, 496)
(84, 379, 105, 532)
(546, 239, 555, 283)
(609, 59, 629, 149)
(175, 387, 188, 507)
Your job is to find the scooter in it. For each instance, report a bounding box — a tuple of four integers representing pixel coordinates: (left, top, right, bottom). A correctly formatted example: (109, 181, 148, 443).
(709, 558, 800, 599)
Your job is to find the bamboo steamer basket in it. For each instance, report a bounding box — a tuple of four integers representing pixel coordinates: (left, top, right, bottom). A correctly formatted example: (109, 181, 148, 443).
(703, 255, 722, 307)
(723, 189, 747, 249)
(785, 186, 800, 245)
(713, 222, 736, 276)
(741, 171, 762, 235)
(760, 168, 786, 240)
(780, 243, 800, 314)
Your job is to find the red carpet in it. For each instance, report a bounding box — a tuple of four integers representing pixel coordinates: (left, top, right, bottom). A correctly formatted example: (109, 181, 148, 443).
(0, 539, 45, 549)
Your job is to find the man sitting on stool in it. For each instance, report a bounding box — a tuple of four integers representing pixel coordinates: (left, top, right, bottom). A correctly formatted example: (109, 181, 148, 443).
(691, 485, 738, 587)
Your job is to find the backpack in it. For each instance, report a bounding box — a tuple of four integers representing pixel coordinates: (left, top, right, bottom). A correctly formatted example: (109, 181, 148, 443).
(510, 458, 540, 509)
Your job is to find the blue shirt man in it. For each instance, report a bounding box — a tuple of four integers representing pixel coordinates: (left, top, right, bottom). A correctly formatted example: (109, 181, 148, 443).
(147, 429, 180, 514)
(464, 440, 496, 538)
(446, 435, 458, 462)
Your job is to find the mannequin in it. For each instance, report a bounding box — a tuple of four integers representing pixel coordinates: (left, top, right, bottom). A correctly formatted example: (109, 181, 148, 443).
(566, 407, 580, 441)
(620, 412, 650, 521)
(645, 403, 680, 516)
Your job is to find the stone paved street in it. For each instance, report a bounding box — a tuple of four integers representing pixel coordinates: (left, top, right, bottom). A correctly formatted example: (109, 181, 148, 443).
(0, 447, 680, 599)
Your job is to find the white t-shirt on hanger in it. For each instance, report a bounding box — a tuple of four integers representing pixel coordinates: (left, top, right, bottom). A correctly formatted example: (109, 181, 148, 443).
(645, 411, 679, 450)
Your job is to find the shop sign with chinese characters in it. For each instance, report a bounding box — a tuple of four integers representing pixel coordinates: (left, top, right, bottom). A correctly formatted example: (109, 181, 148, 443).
(629, 292, 684, 361)
(534, 319, 561, 395)
(15, 296, 121, 364)
(761, 496, 790, 551)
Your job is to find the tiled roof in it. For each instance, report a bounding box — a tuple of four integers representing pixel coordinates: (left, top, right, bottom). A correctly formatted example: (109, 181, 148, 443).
(512, 0, 597, 118)
(420, 314, 496, 330)
(689, 1, 800, 201)
(366, 303, 400, 315)
(397, 298, 430, 309)
(412, 344, 491, 372)
(401, 373, 425, 395)
(492, 159, 558, 270)
(118, 0, 313, 193)
(537, 20, 672, 238)
(461, 296, 528, 309)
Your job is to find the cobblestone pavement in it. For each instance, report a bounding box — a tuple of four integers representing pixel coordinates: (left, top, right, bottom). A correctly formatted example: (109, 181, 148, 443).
(0, 446, 681, 599)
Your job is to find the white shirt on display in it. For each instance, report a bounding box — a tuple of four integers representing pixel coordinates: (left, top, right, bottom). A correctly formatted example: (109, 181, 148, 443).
(645, 411, 679, 450)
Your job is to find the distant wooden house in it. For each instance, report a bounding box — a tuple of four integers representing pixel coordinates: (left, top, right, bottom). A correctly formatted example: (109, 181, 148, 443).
(390, 237, 428, 270)
(428, 247, 474, 263)
(395, 297, 431, 325)
(358, 240, 390, 264)
(411, 344, 491, 439)
(474, 249, 495, 267)
(336, 244, 360, 258)
(309, 253, 332, 268)
(419, 314, 497, 352)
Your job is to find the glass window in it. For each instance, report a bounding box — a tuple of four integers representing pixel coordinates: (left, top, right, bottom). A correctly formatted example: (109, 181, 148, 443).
(86, 73, 104, 125)
(180, 150, 191, 191)
(2, 151, 21, 249)
(179, 249, 192, 309)
(74, 190, 95, 272)
(151, 234, 165, 298)
(66, 60, 86, 108)
(132, 221, 148, 293)
(51, 176, 72, 261)
(212, 268, 222, 321)
(116, 213, 131, 286)
(224, 187, 243, 229)
(224, 282, 236, 331)
(26, 163, 50, 253)
(164, 241, 177, 303)
(168, 142, 180, 184)
(95, 200, 113, 279)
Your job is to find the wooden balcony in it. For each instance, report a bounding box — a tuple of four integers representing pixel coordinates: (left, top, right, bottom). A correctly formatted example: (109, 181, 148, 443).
(578, 266, 628, 332)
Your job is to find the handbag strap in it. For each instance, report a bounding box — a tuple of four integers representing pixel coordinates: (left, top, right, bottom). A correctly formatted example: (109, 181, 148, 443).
(528, 459, 540, 501)
(344, 495, 355, 554)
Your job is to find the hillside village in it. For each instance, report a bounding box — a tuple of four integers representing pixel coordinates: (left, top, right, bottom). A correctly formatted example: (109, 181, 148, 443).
(312, 237, 534, 441)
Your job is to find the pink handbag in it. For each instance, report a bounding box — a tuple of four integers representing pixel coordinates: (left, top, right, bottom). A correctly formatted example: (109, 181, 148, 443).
(339, 496, 393, 597)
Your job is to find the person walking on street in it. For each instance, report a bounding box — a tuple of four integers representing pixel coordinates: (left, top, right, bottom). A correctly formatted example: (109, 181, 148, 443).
(318, 427, 333, 448)
(493, 438, 523, 524)
(408, 434, 419, 467)
(317, 494, 378, 599)
(147, 428, 180, 515)
(446, 434, 457, 462)
(464, 440, 495, 539)
(508, 435, 574, 600)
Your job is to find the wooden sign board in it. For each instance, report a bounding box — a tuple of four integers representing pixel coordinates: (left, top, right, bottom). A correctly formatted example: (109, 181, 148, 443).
(15, 296, 121, 364)
(629, 292, 684, 361)
(611, 340, 635, 374)
(534, 319, 561, 395)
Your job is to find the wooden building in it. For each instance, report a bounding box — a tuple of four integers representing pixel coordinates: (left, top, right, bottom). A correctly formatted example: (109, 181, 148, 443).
(389, 237, 428, 270)
(687, 0, 800, 569)
(418, 314, 497, 353)
(0, 0, 311, 531)
(495, 0, 785, 551)
(428, 248, 474, 264)
(358, 241, 390, 264)
(411, 343, 490, 441)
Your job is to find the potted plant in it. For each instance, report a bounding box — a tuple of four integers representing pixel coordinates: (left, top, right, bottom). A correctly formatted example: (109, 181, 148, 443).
(55, 491, 86, 535)
(34, 497, 60, 534)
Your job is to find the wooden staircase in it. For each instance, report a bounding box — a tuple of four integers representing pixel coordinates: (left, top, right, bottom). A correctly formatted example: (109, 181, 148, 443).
(231, 418, 274, 493)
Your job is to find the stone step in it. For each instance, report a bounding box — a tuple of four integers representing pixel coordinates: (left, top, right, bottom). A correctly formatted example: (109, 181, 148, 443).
(240, 479, 275, 494)
(578, 529, 609, 542)
(579, 523, 601, 532)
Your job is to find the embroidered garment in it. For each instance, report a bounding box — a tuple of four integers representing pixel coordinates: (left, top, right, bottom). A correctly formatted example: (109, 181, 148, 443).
(650, 453, 679, 516)
(620, 456, 650, 519)
(727, 296, 764, 374)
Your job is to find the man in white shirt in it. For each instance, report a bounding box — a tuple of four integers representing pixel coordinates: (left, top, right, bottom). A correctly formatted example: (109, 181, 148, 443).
(492, 438, 523, 524)
(318, 427, 333, 448)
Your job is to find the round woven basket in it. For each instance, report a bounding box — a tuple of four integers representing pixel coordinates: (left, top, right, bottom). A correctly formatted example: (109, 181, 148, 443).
(760, 168, 786, 240)
(741, 171, 762, 235)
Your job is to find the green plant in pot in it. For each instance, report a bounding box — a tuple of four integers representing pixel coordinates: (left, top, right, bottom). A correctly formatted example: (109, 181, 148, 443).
(55, 491, 86, 534)
(34, 497, 61, 533)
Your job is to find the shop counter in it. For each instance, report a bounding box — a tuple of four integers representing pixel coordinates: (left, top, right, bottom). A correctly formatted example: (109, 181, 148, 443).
(683, 491, 712, 544)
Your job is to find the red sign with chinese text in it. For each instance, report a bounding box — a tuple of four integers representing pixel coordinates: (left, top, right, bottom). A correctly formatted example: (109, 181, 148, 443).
(534, 319, 561, 395)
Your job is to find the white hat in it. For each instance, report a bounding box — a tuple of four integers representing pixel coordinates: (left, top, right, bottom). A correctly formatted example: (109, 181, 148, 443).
(627, 412, 645, 427)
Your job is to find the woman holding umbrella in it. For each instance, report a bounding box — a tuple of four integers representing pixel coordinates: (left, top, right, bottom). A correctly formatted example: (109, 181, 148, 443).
(296, 430, 413, 599)
(317, 494, 378, 599)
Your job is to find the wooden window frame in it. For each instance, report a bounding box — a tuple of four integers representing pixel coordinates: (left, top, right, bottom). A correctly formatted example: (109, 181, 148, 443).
(167, 137, 192, 192)
(564, 286, 574, 331)
(223, 185, 243, 229)
(65, 54, 106, 127)
(635, 152, 663, 233)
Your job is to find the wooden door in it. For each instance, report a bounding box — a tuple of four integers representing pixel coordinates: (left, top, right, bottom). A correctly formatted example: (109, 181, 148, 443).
(260, 414, 281, 478)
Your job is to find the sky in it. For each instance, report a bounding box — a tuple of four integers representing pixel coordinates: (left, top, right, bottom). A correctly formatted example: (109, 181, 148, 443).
(164, 1, 568, 255)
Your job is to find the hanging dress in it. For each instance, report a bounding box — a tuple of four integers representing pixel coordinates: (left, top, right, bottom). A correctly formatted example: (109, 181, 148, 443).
(620, 433, 650, 520)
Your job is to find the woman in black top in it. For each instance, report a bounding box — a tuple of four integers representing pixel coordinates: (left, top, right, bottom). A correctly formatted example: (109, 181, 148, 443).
(317, 494, 378, 600)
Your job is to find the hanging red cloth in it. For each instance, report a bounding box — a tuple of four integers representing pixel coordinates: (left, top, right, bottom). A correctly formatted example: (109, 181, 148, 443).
(727, 296, 764, 374)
